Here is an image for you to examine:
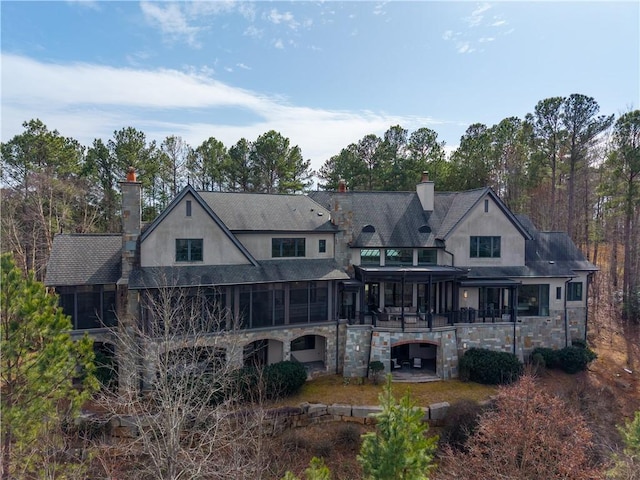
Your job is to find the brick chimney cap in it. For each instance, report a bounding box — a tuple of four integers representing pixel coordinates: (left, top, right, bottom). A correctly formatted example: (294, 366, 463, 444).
(338, 179, 347, 192)
(421, 171, 430, 183)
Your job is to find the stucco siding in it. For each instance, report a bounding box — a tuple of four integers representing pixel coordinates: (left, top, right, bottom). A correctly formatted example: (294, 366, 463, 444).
(141, 194, 251, 267)
(235, 232, 335, 260)
(447, 194, 525, 267)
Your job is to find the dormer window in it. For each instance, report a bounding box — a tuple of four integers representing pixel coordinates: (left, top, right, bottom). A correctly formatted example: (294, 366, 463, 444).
(186, 200, 192, 217)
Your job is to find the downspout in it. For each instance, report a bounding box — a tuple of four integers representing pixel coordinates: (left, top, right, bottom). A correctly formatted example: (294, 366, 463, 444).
(512, 286, 517, 355)
(564, 277, 574, 347)
(585, 272, 594, 343)
(335, 282, 340, 374)
(365, 328, 374, 379)
(443, 247, 455, 266)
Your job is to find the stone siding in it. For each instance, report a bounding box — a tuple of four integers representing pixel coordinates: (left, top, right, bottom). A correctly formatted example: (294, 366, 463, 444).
(342, 309, 586, 379)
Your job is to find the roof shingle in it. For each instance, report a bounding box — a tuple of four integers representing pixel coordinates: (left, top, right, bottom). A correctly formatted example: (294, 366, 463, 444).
(44, 234, 122, 286)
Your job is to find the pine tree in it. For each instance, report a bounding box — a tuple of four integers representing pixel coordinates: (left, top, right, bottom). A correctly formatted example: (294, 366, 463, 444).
(0, 253, 97, 479)
(358, 375, 437, 480)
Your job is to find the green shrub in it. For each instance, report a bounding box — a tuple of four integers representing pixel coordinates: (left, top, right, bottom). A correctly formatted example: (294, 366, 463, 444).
(571, 338, 588, 349)
(556, 345, 597, 374)
(369, 360, 384, 384)
(459, 348, 523, 385)
(530, 347, 558, 369)
(230, 361, 307, 402)
(265, 361, 308, 399)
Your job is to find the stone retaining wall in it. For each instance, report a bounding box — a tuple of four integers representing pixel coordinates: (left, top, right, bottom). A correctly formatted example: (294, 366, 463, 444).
(107, 400, 450, 439)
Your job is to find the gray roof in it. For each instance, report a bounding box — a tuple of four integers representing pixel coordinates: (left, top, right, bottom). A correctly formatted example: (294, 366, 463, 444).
(129, 259, 349, 289)
(309, 188, 529, 248)
(45, 234, 122, 286)
(463, 216, 597, 278)
(310, 191, 440, 247)
(199, 191, 335, 232)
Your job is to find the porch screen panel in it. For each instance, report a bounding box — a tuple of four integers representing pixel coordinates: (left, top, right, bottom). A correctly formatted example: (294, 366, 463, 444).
(239, 286, 251, 329)
(76, 291, 101, 329)
(273, 284, 285, 326)
(252, 285, 273, 328)
(102, 289, 117, 327)
(289, 282, 309, 324)
(309, 281, 328, 322)
(384, 282, 412, 307)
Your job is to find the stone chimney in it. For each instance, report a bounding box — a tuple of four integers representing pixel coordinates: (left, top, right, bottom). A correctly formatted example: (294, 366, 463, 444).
(119, 167, 142, 281)
(117, 167, 143, 394)
(331, 179, 354, 273)
(416, 171, 434, 212)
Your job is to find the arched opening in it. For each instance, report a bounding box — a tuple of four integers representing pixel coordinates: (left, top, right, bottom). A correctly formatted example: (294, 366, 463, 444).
(290, 334, 326, 375)
(243, 339, 284, 368)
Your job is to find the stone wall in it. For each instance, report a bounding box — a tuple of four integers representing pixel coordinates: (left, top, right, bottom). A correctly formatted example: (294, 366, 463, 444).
(343, 310, 585, 379)
(108, 400, 451, 439)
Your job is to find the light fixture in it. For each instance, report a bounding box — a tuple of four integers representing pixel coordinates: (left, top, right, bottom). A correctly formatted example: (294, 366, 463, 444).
(463, 290, 468, 299)
(355, 344, 360, 352)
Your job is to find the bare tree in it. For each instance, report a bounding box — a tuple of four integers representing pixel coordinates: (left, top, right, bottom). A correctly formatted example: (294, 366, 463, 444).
(435, 374, 603, 480)
(95, 279, 272, 479)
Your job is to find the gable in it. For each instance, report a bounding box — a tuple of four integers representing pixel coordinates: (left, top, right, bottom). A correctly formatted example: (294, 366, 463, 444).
(445, 191, 529, 267)
(140, 187, 256, 267)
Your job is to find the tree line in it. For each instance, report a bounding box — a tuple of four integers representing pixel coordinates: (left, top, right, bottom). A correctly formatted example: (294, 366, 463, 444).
(1, 93, 638, 318)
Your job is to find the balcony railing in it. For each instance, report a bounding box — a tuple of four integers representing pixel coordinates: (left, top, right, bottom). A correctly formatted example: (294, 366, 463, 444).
(351, 307, 516, 329)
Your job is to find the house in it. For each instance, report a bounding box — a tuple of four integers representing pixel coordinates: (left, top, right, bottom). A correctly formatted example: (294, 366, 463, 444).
(44, 170, 597, 386)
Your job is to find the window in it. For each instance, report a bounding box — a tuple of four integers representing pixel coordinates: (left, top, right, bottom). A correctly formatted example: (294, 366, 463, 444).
(186, 200, 192, 217)
(272, 238, 305, 257)
(484, 199, 489, 212)
(567, 282, 583, 301)
(176, 239, 203, 262)
(318, 239, 326, 253)
(556, 286, 562, 300)
(470, 236, 501, 258)
(361, 249, 380, 266)
(518, 284, 549, 316)
(385, 248, 413, 266)
(418, 249, 437, 265)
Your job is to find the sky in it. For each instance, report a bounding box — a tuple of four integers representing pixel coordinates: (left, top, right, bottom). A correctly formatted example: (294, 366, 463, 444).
(2, 1, 639, 173)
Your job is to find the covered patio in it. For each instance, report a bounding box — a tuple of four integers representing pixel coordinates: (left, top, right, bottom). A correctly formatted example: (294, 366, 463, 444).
(352, 265, 468, 328)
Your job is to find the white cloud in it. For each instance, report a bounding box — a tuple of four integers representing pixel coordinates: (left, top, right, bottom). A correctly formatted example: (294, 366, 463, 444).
(66, 0, 100, 11)
(236, 63, 251, 70)
(442, 30, 453, 40)
(243, 25, 263, 38)
(1, 54, 453, 171)
(466, 2, 491, 27)
(274, 39, 284, 49)
(140, 1, 201, 48)
(478, 37, 495, 43)
(266, 8, 298, 29)
(491, 19, 506, 27)
(456, 42, 474, 54)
